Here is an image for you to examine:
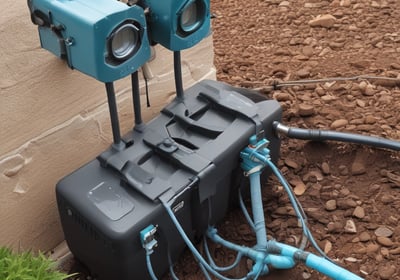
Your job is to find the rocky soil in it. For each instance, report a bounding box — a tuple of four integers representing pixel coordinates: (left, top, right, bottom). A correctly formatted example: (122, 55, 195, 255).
(66, 0, 400, 279)
(171, 0, 400, 279)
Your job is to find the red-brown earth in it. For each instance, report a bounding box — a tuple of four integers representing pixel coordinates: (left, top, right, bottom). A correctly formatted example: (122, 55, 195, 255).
(171, 0, 400, 279)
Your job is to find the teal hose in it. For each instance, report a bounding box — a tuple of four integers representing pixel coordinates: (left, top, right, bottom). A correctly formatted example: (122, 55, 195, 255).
(161, 199, 247, 280)
(204, 236, 244, 272)
(207, 227, 296, 272)
(264, 157, 332, 260)
(152, 136, 364, 280)
(145, 253, 158, 280)
(275, 242, 364, 280)
(249, 172, 268, 250)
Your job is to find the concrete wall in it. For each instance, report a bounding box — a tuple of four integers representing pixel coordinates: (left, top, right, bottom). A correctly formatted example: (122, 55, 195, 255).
(0, 0, 215, 252)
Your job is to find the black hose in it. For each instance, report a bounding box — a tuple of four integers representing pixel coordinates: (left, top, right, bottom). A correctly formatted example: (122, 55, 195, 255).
(273, 121, 400, 151)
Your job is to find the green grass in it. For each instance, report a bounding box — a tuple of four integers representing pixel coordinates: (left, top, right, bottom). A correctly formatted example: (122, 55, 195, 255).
(0, 247, 74, 280)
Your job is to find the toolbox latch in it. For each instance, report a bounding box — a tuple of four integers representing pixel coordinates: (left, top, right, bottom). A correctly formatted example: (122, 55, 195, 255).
(121, 160, 173, 201)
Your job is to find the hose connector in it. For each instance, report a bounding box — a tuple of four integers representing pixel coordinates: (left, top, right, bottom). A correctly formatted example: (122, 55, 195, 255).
(240, 135, 270, 176)
(273, 121, 290, 136)
(140, 224, 158, 254)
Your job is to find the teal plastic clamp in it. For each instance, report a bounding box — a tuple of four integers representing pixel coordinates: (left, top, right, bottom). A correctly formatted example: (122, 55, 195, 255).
(140, 224, 158, 253)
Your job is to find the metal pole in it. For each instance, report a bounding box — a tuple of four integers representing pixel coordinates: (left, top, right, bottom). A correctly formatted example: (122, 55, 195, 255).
(105, 82, 122, 146)
(173, 51, 184, 100)
(131, 71, 144, 128)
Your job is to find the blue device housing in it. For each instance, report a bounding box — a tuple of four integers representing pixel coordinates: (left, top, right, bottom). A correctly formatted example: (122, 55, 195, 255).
(142, 0, 211, 51)
(28, 0, 151, 82)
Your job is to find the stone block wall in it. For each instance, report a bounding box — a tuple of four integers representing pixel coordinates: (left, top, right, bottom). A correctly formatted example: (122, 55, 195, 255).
(0, 0, 215, 252)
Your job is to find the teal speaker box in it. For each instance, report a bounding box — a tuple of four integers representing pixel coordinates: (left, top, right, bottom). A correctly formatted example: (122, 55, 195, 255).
(140, 0, 211, 50)
(28, 0, 151, 82)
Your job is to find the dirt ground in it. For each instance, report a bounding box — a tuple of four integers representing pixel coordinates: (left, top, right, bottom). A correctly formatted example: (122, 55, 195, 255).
(170, 0, 400, 279)
(66, 0, 400, 279)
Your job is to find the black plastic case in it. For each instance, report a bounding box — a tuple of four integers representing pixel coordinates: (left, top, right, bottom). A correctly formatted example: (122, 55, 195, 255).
(56, 80, 282, 279)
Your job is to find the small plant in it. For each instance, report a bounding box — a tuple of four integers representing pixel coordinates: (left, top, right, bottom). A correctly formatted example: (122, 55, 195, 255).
(0, 246, 74, 280)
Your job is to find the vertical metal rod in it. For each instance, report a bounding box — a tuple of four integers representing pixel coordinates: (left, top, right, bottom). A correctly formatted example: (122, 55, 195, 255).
(173, 51, 184, 100)
(131, 71, 143, 126)
(105, 82, 121, 145)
